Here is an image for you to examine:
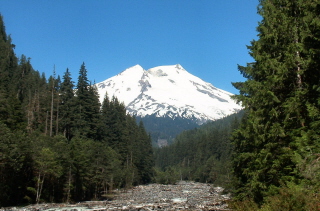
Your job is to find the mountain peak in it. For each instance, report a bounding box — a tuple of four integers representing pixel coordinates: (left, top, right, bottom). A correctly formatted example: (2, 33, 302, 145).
(96, 64, 242, 124)
(175, 64, 184, 70)
(147, 64, 188, 79)
(119, 64, 144, 75)
(131, 64, 144, 69)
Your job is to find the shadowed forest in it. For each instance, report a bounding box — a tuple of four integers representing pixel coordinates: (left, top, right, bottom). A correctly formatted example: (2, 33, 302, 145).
(0, 14, 154, 205)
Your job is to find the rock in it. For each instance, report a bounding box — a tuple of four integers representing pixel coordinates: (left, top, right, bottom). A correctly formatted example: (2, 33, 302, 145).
(1, 181, 230, 211)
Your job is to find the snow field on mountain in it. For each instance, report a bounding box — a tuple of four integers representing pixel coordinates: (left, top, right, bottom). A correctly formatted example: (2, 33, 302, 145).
(96, 64, 242, 123)
(97, 64, 144, 104)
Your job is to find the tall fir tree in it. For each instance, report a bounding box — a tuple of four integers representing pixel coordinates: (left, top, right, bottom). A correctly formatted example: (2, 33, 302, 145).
(98, 91, 111, 142)
(231, 0, 320, 203)
(74, 62, 90, 137)
(0, 14, 18, 94)
(137, 121, 154, 184)
(74, 63, 100, 139)
(105, 96, 129, 158)
(59, 68, 75, 140)
(0, 14, 23, 130)
(86, 82, 101, 140)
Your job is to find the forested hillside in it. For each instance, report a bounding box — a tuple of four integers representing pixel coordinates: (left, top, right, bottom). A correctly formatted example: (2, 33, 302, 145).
(154, 111, 244, 186)
(230, 0, 320, 210)
(0, 15, 153, 206)
(136, 114, 199, 146)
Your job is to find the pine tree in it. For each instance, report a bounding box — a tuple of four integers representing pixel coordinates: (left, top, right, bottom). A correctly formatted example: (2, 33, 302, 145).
(86, 82, 101, 140)
(98, 91, 111, 142)
(125, 114, 139, 185)
(105, 96, 129, 157)
(231, 0, 320, 202)
(137, 121, 154, 184)
(0, 14, 23, 130)
(74, 63, 100, 139)
(59, 68, 75, 141)
(49, 69, 55, 137)
(55, 75, 61, 135)
(74, 63, 90, 137)
(0, 14, 18, 94)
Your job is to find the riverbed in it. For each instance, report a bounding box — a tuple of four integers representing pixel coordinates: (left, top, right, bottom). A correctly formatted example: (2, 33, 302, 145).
(1, 181, 230, 210)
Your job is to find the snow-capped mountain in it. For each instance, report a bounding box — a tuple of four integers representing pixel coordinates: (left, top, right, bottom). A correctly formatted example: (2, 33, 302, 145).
(96, 64, 242, 124)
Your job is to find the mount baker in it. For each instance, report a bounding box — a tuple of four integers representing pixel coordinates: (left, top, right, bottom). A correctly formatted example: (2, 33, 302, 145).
(95, 64, 241, 124)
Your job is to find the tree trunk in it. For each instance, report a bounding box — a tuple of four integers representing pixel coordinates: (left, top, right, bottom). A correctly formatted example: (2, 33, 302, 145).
(36, 172, 45, 204)
(45, 111, 48, 136)
(66, 166, 72, 203)
(56, 92, 59, 135)
(50, 81, 54, 137)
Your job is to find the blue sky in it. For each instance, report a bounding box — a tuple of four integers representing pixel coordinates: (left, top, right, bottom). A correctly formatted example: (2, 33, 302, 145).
(1, 0, 260, 94)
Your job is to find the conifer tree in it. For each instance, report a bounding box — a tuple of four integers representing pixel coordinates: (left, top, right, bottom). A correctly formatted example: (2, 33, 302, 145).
(98, 92, 111, 142)
(106, 96, 129, 157)
(49, 70, 55, 137)
(0, 14, 22, 130)
(74, 63, 90, 137)
(125, 114, 139, 185)
(0, 14, 18, 94)
(59, 68, 75, 140)
(137, 121, 154, 184)
(231, 0, 320, 202)
(74, 63, 100, 139)
(86, 83, 101, 139)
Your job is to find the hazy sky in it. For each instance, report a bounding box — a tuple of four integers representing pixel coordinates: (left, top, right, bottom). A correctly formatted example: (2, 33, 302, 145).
(1, 0, 260, 94)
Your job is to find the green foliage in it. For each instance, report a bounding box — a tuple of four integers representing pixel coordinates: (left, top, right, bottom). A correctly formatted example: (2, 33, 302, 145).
(229, 183, 320, 211)
(231, 0, 320, 205)
(74, 63, 101, 139)
(260, 183, 319, 211)
(0, 14, 154, 206)
(136, 114, 199, 146)
(228, 199, 259, 211)
(0, 122, 33, 206)
(59, 68, 75, 141)
(0, 15, 18, 94)
(154, 111, 244, 186)
(154, 167, 179, 185)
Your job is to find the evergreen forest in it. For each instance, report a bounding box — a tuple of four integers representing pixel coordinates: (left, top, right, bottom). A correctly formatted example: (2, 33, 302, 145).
(0, 14, 153, 206)
(229, 0, 320, 210)
(135, 114, 199, 146)
(154, 111, 244, 186)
